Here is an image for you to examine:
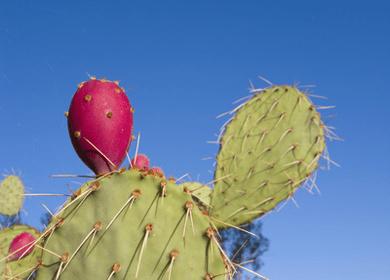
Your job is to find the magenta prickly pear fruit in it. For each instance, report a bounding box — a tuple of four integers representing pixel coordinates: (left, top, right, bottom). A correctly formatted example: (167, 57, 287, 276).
(130, 154, 149, 171)
(150, 166, 164, 175)
(8, 232, 36, 261)
(67, 77, 134, 175)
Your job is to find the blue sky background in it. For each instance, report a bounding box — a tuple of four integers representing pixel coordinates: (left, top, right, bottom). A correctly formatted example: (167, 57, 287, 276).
(1, 1, 389, 279)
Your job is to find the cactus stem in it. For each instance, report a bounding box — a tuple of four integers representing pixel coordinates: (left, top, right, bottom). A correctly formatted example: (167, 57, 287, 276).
(107, 263, 121, 280)
(135, 223, 154, 279)
(256, 130, 268, 149)
(233, 262, 269, 280)
(228, 206, 248, 218)
(209, 217, 259, 238)
(62, 222, 102, 273)
(105, 190, 141, 231)
(83, 137, 117, 170)
(167, 250, 179, 280)
(183, 202, 195, 238)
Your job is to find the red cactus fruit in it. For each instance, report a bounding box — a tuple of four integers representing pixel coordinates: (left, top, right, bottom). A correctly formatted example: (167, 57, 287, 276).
(130, 154, 150, 171)
(67, 78, 134, 175)
(150, 166, 164, 175)
(8, 232, 36, 261)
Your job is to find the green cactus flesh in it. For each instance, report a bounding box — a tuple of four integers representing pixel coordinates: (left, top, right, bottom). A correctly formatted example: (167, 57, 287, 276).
(36, 170, 227, 280)
(210, 85, 326, 228)
(0, 225, 42, 279)
(178, 182, 213, 214)
(0, 176, 25, 216)
(0, 250, 5, 280)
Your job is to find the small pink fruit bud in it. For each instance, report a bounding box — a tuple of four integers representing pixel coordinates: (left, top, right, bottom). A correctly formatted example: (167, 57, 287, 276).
(130, 154, 150, 171)
(150, 166, 164, 175)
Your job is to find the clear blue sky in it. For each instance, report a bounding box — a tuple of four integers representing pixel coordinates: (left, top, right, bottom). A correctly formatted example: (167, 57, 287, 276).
(1, 1, 389, 279)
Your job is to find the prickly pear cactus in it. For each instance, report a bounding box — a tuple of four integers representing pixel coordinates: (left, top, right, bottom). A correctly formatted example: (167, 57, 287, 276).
(0, 225, 42, 279)
(210, 85, 326, 228)
(35, 170, 227, 280)
(0, 79, 335, 280)
(0, 175, 25, 216)
(179, 182, 213, 213)
(67, 77, 134, 175)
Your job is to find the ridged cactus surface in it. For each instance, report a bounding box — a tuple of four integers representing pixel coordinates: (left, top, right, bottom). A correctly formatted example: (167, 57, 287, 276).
(210, 85, 326, 228)
(36, 170, 227, 280)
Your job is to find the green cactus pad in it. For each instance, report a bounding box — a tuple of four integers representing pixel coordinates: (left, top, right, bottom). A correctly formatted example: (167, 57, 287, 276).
(0, 225, 42, 279)
(210, 85, 326, 228)
(36, 170, 227, 280)
(179, 182, 213, 213)
(0, 248, 5, 280)
(0, 176, 25, 216)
